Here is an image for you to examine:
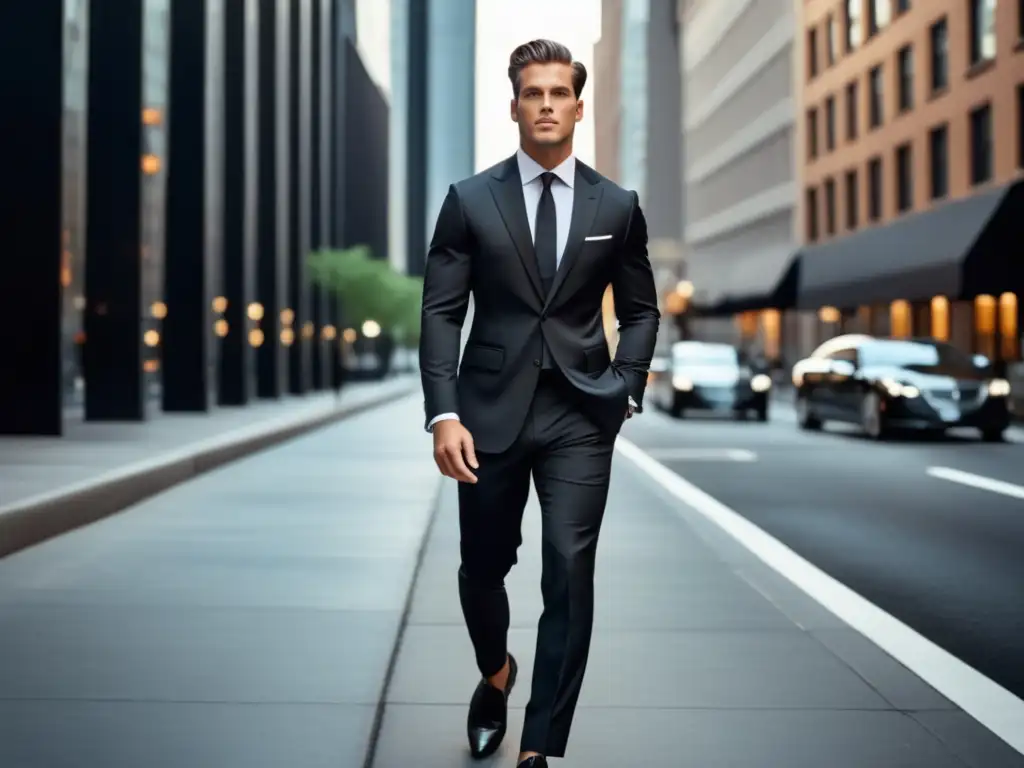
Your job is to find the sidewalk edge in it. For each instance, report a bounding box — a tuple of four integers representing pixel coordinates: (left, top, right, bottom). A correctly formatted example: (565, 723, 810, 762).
(361, 477, 446, 768)
(0, 385, 415, 560)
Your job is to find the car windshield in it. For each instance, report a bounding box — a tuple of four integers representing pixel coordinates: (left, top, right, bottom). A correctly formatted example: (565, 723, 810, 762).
(859, 340, 977, 372)
(673, 345, 738, 367)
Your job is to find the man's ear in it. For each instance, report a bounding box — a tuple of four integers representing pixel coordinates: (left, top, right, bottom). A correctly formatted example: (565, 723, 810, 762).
(510, 98, 519, 123)
(575, 99, 584, 122)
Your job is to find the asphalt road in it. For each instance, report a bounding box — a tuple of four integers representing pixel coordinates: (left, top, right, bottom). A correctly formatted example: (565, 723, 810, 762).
(620, 394, 1024, 703)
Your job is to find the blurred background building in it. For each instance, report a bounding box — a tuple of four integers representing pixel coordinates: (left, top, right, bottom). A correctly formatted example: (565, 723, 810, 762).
(796, 0, 1023, 370)
(3, 0, 1022, 436)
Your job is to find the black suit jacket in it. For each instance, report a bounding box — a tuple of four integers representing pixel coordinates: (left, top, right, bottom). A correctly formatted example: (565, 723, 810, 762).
(419, 154, 660, 455)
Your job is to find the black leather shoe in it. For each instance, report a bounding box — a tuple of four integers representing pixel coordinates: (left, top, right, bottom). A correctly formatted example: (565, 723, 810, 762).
(467, 653, 518, 759)
(517, 757, 547, 767)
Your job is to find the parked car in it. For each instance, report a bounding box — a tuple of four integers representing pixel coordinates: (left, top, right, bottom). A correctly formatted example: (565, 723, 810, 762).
(791, 334, 1012, 441)
(651, 341, 771, 421)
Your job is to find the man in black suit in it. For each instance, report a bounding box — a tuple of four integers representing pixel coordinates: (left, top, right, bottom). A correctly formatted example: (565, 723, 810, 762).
(419, 39, 660, 767)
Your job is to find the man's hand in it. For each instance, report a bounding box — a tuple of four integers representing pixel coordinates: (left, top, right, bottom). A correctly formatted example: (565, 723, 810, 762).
(432, 420, 479, 484)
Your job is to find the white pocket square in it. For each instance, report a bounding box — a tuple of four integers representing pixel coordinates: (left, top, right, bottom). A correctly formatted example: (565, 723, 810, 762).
(584, 234, 613, 241)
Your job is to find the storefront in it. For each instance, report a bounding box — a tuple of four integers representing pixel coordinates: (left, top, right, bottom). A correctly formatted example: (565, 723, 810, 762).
(795, 178, 1024, 368)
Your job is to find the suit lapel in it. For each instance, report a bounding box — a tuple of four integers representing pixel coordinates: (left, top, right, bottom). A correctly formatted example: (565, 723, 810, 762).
(487, 156, 544, 301)
(545, 165, 603, 308)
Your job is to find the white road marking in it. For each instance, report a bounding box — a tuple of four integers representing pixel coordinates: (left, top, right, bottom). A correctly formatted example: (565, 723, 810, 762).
(615, 436, 1024, 756)
(644, 448, 757, 462)
(926, 467, 1024, 500)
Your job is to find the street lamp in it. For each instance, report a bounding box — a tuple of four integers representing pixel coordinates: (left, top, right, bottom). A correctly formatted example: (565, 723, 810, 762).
(362, 319, 381, 339)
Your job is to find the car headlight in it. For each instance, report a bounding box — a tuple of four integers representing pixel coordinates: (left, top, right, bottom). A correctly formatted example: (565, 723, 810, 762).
(672, 374, 693, 391)
(881, 378, 919, 398)
(988, 378, 1011, 397)
(751, 373, 772, 392)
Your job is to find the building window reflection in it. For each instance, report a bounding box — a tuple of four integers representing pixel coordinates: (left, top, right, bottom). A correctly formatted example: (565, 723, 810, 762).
(62, 0, 89, 407)
(141, 0, 170, 400)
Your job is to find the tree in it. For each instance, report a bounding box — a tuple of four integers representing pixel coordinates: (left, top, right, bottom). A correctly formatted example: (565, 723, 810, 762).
(308, 246, 423, 345)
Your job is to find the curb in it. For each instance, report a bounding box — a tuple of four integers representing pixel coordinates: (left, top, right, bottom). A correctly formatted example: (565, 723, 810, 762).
(0, 385, 416, 559)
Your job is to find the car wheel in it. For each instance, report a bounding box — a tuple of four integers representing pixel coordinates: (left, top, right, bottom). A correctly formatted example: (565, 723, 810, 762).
(861, 391, 886, 440)
(981, 427, 1005, 443)
(796, 394, 821, 430)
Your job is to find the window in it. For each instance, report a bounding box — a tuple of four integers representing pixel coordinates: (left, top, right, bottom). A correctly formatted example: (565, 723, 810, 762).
(806, 187, 820, 241)
(807, 108, 819, 159)
(824, 177, 836, 235)
(869, 65, 884, 128)
(868, 156, 883, 221)
(970, 103, 993, 185)
(895, 142, 913, 213)
(846, 0, 863, 51)
(969, 0, 996, 65)
(808, 27, 819, 78)
(825, 96, 836, 151)
(868, 0, 892, 36)
(930, 18, 948, 92)
(845, 169, 859, 229)
(827, 14, 839, 65)
(897, 45, 913, 112)
(846, 80, 859, 140)
(929, 124, 948, 199)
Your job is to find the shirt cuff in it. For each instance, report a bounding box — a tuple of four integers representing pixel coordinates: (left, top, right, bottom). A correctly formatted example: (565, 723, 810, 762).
(427, 413, 460, 432)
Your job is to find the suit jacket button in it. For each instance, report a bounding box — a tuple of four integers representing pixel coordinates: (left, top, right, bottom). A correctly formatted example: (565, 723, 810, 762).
(533, 359, 541, 367)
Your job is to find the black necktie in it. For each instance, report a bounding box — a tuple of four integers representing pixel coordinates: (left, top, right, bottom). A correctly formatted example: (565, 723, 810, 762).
(534, 172, 557, 295)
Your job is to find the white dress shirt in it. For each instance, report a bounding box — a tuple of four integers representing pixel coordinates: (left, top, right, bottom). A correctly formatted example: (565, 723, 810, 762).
(427, 150, 634, 432)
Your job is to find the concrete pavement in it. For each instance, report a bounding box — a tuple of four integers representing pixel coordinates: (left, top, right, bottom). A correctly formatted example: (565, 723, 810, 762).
(0, 376, 416, 557)
(0, 394, 439, 768)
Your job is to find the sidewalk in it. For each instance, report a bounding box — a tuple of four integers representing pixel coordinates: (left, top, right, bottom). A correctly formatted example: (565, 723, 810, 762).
(0, 394, 440, 768)
(0, 376, 416, 557)
(374, 450, 1024, 766)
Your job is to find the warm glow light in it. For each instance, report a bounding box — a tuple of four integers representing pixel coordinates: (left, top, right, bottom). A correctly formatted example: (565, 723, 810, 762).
(142, 107, 162, 125)
(214, 319, 229, 337)
(212, 296, 228, 313)
(281, 308, 295, 325)
(302, 321, 315, 339)
(362, 319, 382, 338)
(675, 280, 694, 299)
(975, 295, 996, 333)
(664, 292, 686, 315)
(143, 359, 160, 373)
(931, 296, 950, 341)
(890, 300, 911, 339)
(761, 309, 781, 359)
(342, 327, 358, 343)
(141, 154, 162, 174)
(281, 327, 295, 346)
(819, 306, 841, 324)
(322, 324, 338, 341)
(247, 302, 264, 321)
(151, 301, 168, 319)
(999, 293, 1018, 360)
(249, 328, 265, 347)
(144, 330, 160, 347)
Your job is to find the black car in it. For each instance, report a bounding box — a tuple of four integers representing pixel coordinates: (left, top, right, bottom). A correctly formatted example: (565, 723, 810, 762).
(651, 341, 772, 420)
(791, 335, 1012, 441)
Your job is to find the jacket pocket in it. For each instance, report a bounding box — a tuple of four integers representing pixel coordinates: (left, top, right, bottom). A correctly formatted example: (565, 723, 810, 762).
(461, 342, 505, 372)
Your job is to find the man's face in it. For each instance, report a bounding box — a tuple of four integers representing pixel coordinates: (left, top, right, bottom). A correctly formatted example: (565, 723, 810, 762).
(511, 62, 582, 146)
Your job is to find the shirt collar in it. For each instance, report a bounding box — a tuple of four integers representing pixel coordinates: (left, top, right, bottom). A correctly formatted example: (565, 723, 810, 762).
(516, 148, 575, 190)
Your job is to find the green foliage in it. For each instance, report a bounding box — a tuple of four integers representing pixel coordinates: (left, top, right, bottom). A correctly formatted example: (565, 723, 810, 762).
(307, 246, 423, 344)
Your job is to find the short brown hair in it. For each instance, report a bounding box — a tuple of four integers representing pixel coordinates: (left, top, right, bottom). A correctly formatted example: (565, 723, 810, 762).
(507, 39, 587, 99)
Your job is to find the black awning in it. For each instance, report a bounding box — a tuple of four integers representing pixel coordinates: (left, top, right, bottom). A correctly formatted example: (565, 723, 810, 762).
(797, 179, 1024, 310)
(689, 246, 801, 317)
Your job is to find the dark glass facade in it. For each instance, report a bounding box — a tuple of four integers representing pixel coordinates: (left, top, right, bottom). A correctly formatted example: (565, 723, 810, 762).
(1, 0, 386, 436)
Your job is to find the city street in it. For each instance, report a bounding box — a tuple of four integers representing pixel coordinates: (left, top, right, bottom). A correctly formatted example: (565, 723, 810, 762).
(620, 395, 1024, 705)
